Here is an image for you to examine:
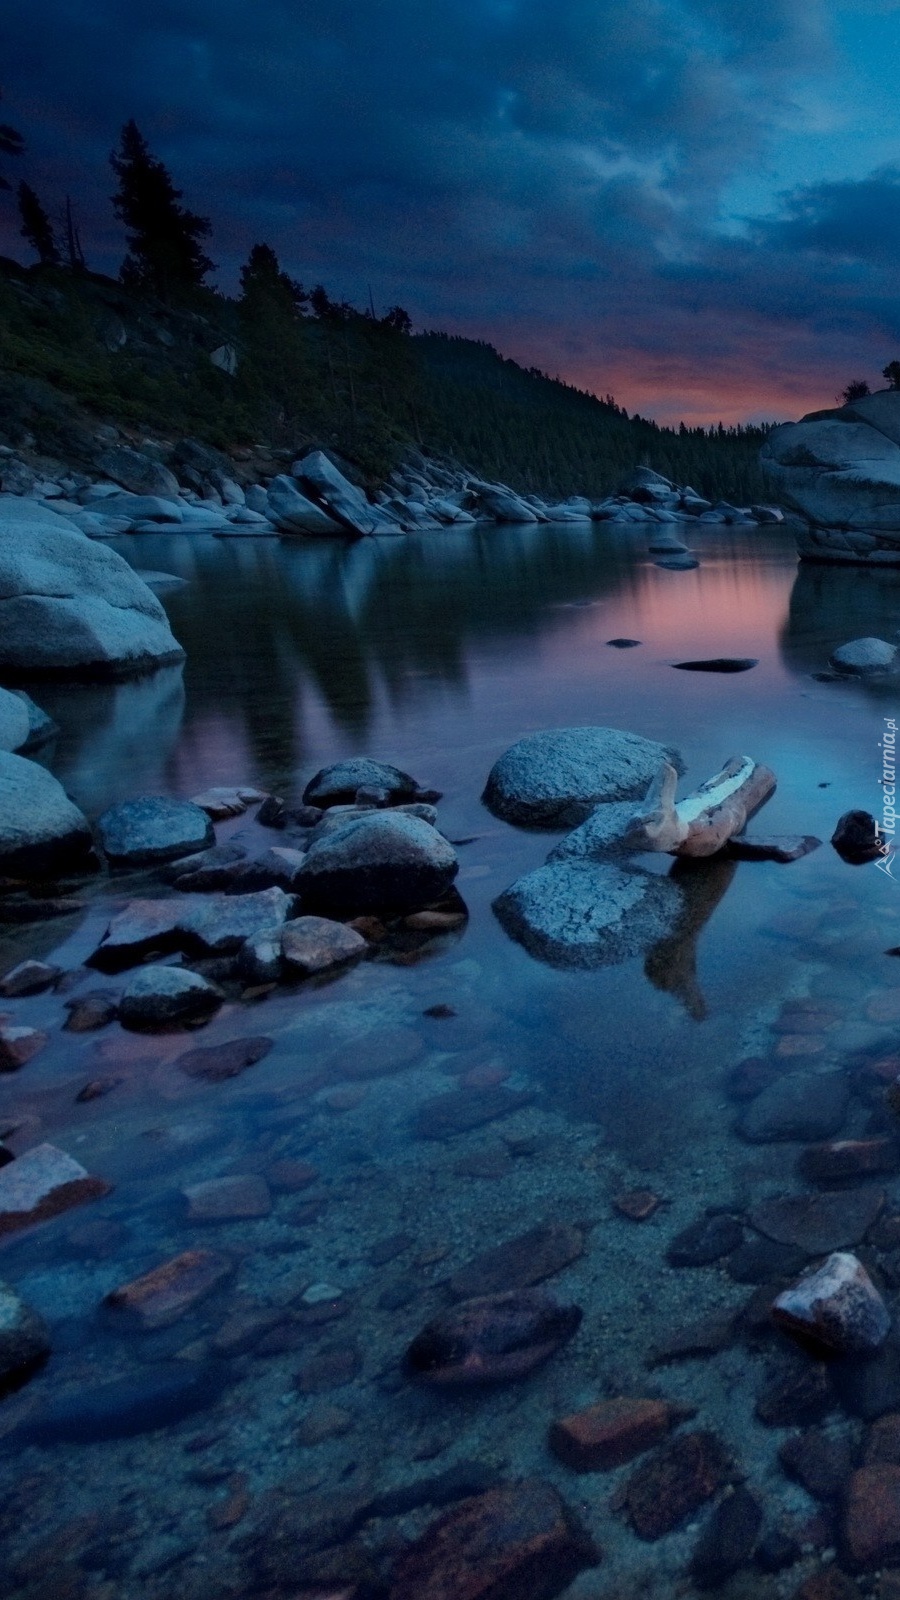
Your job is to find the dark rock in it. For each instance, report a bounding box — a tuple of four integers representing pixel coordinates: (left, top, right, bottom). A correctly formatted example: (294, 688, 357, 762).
(96, 445, 179, 498)
(756, 1352, 835, 1426)
(365, 1462, 501, 1519)
(844, 1463, 900, 1568)
(255, 795, 285, 828)
(0, 959, 60, 997)
(832, 810, 883, 865)
(749, 1189, 884, 1252)
(302, 758, 420, 809)
(0, 1280, 50, 1387)
(799, 1139, 900, 1183)
(667, 1213, 743, 1266)
(297, 811, 458, 916)
(779, 1428, 854, 1500)
(118, 965, 222, 1029)
(95, 797, 214, 866)
(755, 1524, 801, 1572)
(63, 990, 118, 1031)
(406, 1290, 582, 1386)
(794, 1567, 858, 1599)
(726, 1056, 780, 1100)
(293, 1343, 362, 1393)
(623, 1431, 732, 1539)
(75, 1077, 121, 1102)
(727, 1238, 808, 1284)
(647, 1315, 735, 1365)
(690, 1485, 762, 1588)
(175, 1036, 273, 1082)
(0, 1022, 48, 1069)
(727, 835, 822, 863)
(93, 886, 295, 969)
(864, 1412, 900, 1464)
(737, 1072, 850, 1143)
(388, 1479, 599, 1600)
(549, 1397, 682, 1471)
(15, 1362, 223, 1443)
(656, 554, 699, 569)
(449, 1223, 584, 1299)
(0, 753, 93, 877)
(281, 915, 367, 975)
(832, 1332, 900, 1420)
(606, 638, 642, 648)
(672, 658, 758, 672)
(482, 726, 683, 829)
(413, 1085, 534, 1139)
(612, 1188, 661, 1220)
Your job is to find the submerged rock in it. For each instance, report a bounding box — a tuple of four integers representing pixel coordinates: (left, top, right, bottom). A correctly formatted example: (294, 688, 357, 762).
(844, 1464, 900, 1568)
(0, 687, 30, 753)
(17, 1362, 223, 1443)
(95, 797, 214, 866)
(726, 834, 821, 863)
(549, 1397, 683, 1472)
(483, 726, 683, 828)
(449, 1223, 584, 1299)
(175, 1036, 273, 1082)
(737, 1072, 850, 1143)
(118, 965, 222, 1029)
(106, 1248, 234, 1328)
(689, 1485, 762, 1589)
(622, 1431, 732, 1540)
(546, 803, 640, 862)
(0, 1023, 48, 1070)
(297, 811, 458, 916)
(0, 1142, 110, 1235)
(93, 887, 295, 968)
(388, 1479, 598, 1600)
(773, 1252, 891, 1354)
(493, 860, 683, 970)
(749, 1188, 884, 1252)
(671, 658, 758, 673)
(0, 752, 92, 876)
(0, 1280, 50, 1386)
(406, 1290, 582, 1385)
(302, 757, 422, 808)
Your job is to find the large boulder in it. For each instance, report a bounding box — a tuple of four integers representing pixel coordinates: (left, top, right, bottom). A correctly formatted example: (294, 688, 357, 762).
(266, 475, 345, 536)
(473, 485, 539, 523)
(291, 450, 396, 537)
(493, 860, 683, 970)
(303, 757, 421, 809)
(0, 752, 92, 875)
(0, 689, 30, 753)
(95, 797, 214, 866)
(0, 499, 184, 678)
(296, 811, 458, 915)
(483, 727, 684, 828)
(761, 392, 900, 533)
(96, 446, 180, 500)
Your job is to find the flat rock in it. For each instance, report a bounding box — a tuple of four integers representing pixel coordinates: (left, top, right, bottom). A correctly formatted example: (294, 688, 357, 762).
(413, 1085, 533, 1139)
(0, 960, 61, 997)
(667, 1213, 743, 1266)
(94, 887, 295, 968)
(798, 1139, 899, 1183)
(0, 752, 92, 876)
(844, 1464, 900, 1568)
(302, 758, 421, 809)
(105, 1249, 234, 1328)
(0, 1142, 110, 1235)
(547, 803, 642, 862)
(483, 726, 683, 828)
(549, 1397, 680, 1471)
(16, 1362, 222, 1443)
(690, 1485, 762, 1588)
(175, 1036, 273, 1082)
(0, 1279, 50, 1384)
(406, 1290, 582, 1385)
(737, 1072, 850, 1143)
(118, 965, 222, 1030)
(95, 797, 214, 866)
(297, 811, 458, 916)
(190, 784, 266, 819)
(449, 1223, 584, 1299)
(63, 990, 118, 1031)
(623, 1431, 732, 1540)
(672, 658, 758, 672)
(281, 915, 367, 975)
(773, 1252, 891, 1354)
(750, 1189, 884, 1252)
(183, 1174, 272, 1221)
(493, 860, 683, 970)
(727, 835, 822, 863)
(388, 1479, 598, 1600)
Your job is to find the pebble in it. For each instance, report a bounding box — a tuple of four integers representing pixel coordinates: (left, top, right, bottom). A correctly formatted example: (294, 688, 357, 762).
(302, 1282, 343, 1306)
(406, 1290, 582, 1385)
(666, 1213, 743, 1266)
(779, 1427, 855, 1500)
(296, 1403, 353, 1445)
(294, 1344, 362, 1393)
(843, 1464, 900, 1567)
(689, 1484, 762, 1588)
(755, 1352, 835, 1426)
(772, 1252, 891, 1354)
(0, 1142, 110, 1234)
(63, 991, 119, 1031)
(548, 1397, 684, 1471)
(266, 1158, 319, 1192)
(613, 1188, 661, 1221)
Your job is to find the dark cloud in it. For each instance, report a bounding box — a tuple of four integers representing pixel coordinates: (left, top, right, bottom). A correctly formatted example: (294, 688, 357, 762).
(1, 0, 896, 420)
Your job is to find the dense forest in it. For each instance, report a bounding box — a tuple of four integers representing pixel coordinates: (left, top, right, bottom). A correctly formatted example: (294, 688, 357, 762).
(0, 115, 774, 502)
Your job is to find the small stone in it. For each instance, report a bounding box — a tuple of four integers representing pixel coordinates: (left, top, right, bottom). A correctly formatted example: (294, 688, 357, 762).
(406, 1290, 582, 1386)
(832, 810, 883, 865)
(95, 797, 214, 866)
(294, 1343, 362, 1394)
(0, 1024, 48, 1071)
(413, 1085, 533, 1139)
(404, 910, 467, 931)
(799, 1140, 899, 1183)
(794, 1571, 859, 1600)
(613, 1188, 661, 1221)
(549, 1397, 680, 1471)
(322, 1084, 367, 1111)
(844, 1464, 900, 1567)
(0, 1143, 110, 1235)
(388, 1479, 599, 1600)
(773, 1251, 891, 1355)
(281, 916, 367, 976)
(750, 1189, 884, 1252)
(779, 1428, 855, 1500)
(0, 960, 60, 997)
(183, 1174, 271, 1221)
(776, 1034, 828, 1058)
(297, 1403, 352, 1445)
(75, 1077, 121, 1103)
(866, 1413, 900, 1465)
(448, 1223, 584, 1299)
(623, 1431, 732, 1540)
(647, 1315, 734, 1365)
(690, 1485, 762, 1588)
(105, 1249, 234, 1328)
(423, 1004, 456, 1019)
(666, 1213, 743, 1266)
(63, 991, 118, 1032)
(265, 1159, 318, 1192)
(302, 1282, 343, 1306)
(453, 1148, 513, 1179)
(756, 1352, 834, 1426)
(738, 1072, 849, 1143)
(175, 1036, 273, 1083)
(207, 1479, 250, 1531)
(727, 1238, 808, 1284)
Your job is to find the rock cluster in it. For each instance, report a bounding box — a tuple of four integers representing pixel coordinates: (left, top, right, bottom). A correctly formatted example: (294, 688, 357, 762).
(592, 466, 781, 527)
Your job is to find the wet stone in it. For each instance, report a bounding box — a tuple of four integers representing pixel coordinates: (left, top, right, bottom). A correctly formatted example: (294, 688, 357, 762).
(0, 1279, 50, 1385)
(773, 1252, 891, 1354)
(95, 797, 214, 866)
(832, 1333, 900, 1421)
(296, 1403, 353, 1445)
(453, 1147, 514, 1179)
(183, 1174, 272, 1221)
(105, 1249, 234, 1328)
(750, 1189, 885, 1252)
(667, 1213, 744, 1266)
(622, 1431, 732, 1540)
(413, 1085, 534, 1138)
(794, 1567, 858, 1600)
(175, 1036, 273, 1082)
(0, 1023, 48, 1070)
(406, 1290, 582, 1385)
(756, 1352, 835, 1426)
(0, 960, 60, 997)
(0, 1142, 111, 1235)
(865, 1413, 900, 1464)
(75, 1076, 121, 1103)
(549, 1397, 681, 1471)
(738, 1072, 850, 1143)
(690, 1485, 762, 1589)
(63, 991, 118, 1032)
(281, 914, 367, 976)
(265, 1158, 318, 1192)
(844, 1464, 900, 1568)
(726, 1056, 781, 1100)
(647, 1314, 735, 1365)
(118, 965, 222, 1030)
(336, 1023, 424, 1080)
(779, 1428, 855, 1501)
(388, 1479, 599, 1600)
(368, 1231, 412, 1266)
(727, 835, 821, 863)
(613, 1188, 661, 1221)
(294, 1343, 362, 1393)
(727, 1238, 809, 1284)
(448, 1222, 584, 1299)
(16, 1362, 223, 1444)
(799, 1140, 900, 1184)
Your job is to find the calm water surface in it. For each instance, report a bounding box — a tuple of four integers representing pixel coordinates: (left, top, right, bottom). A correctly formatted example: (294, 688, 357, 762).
(2, 521, 899, 1597)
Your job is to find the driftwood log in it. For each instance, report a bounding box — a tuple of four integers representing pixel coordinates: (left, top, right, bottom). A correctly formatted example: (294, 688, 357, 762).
(623, 755, 776, 858)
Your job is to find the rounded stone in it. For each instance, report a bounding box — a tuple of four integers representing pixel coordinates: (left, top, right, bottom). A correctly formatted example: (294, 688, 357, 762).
(0, 752, 92, 876)
(296, 812, 458, 916)
(119, 965, 222, 1030)
(303, 758, 420, 809)
(482, 726, 683, 828)
(96, 797, 215, 866)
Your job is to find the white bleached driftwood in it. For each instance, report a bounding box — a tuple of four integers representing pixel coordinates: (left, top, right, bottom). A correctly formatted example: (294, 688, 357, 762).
(623, 755, 776, 858)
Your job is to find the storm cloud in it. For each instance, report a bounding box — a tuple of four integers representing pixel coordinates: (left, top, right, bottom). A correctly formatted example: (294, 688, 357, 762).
(2, 0, 898, 421)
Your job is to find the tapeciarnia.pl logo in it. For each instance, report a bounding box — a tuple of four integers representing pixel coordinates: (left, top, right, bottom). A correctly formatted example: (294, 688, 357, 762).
(877, 716, 898, 876)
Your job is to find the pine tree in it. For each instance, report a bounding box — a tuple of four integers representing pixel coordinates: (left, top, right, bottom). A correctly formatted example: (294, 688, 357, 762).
(17, 181, 60, 265)
(0, 92, 24, 190)
(239, 243, 306, 317)
(110, 120, 214, 296)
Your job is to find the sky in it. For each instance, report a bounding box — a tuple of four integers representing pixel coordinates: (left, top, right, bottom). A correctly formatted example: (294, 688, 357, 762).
(4, 0, 900, 425)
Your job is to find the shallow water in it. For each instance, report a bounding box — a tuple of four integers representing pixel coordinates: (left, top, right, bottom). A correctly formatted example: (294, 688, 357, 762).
(2, 520, 900, 1597)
